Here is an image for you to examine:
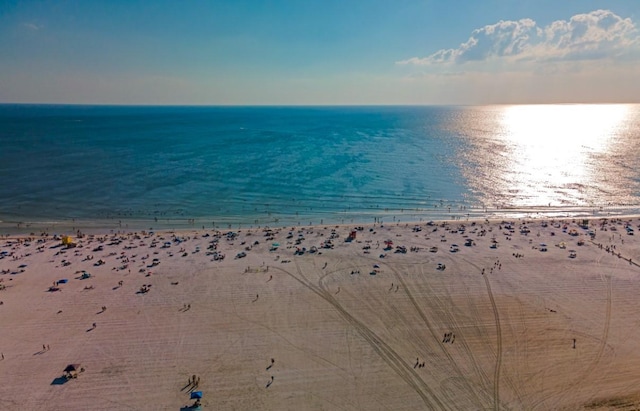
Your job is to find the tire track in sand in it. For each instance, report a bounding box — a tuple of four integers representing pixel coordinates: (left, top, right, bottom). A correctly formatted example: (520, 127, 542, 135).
(575, 274, 612, 407)
(383, 260, 487, 408)
(272, 262, 447, 409)
(531, 274, 612, 410)
(483, 272, 503, 411)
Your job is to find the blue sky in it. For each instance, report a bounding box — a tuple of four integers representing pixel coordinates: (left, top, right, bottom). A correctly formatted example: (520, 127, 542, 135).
(1, 0, 639, 104)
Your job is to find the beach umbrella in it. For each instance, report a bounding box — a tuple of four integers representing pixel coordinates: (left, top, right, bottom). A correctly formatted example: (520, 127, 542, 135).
(272, 243, 280, 247)
(190, 391, 203, 399)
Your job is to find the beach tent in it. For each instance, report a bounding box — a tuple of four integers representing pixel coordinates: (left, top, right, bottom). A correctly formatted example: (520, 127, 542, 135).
(63, 363, 82, 378)
(64, 364, 81, 373)
(190, 391, 203, 399)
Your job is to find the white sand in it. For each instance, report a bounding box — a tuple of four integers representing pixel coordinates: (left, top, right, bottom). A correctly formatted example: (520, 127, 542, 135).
(1, 218, 640, 410)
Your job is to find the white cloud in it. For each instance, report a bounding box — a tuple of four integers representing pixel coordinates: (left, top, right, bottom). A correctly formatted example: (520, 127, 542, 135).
(398, 10, 640, 67)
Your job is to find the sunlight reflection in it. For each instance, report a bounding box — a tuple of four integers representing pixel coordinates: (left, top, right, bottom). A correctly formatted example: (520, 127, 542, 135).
(497, 104, 629, 207)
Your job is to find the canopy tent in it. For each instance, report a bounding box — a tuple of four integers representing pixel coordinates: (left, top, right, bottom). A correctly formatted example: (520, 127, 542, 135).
(190, 391, 203, 399)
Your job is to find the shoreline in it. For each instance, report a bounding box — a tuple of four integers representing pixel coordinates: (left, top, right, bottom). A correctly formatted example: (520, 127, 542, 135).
(2, 203, 640, 236)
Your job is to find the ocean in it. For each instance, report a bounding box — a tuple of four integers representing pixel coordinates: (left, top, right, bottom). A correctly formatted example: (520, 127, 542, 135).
(1, 104, 640, 232)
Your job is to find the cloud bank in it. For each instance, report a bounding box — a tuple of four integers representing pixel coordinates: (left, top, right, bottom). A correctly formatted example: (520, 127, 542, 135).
(398, 10, 640, 67)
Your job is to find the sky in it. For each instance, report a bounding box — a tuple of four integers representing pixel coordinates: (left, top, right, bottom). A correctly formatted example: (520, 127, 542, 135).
(1, 0, 639, 105)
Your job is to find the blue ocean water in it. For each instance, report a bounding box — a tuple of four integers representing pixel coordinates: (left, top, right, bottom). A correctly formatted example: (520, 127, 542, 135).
(1, 104, 640, 231)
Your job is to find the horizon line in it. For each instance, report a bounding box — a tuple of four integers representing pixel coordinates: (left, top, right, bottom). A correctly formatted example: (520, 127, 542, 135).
(1, 102, 638, 108)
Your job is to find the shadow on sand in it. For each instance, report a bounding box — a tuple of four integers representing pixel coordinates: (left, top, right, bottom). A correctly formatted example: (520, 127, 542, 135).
(50, 376, 68, 385)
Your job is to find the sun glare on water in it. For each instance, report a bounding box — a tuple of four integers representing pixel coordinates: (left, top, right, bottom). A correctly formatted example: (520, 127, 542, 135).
(493, 104, 630, 208)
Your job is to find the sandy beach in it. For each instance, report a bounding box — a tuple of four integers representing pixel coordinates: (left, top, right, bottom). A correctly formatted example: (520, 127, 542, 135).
(1, 217, 640, 410)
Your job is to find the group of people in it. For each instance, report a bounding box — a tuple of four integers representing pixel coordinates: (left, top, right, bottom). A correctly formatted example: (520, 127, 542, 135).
(188, 374, 201, 388)
(442, 332, 455, 344)
(265, 358, 275, 388)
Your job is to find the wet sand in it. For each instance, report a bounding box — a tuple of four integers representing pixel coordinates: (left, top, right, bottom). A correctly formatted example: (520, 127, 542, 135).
(1, 218, 640, 410)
